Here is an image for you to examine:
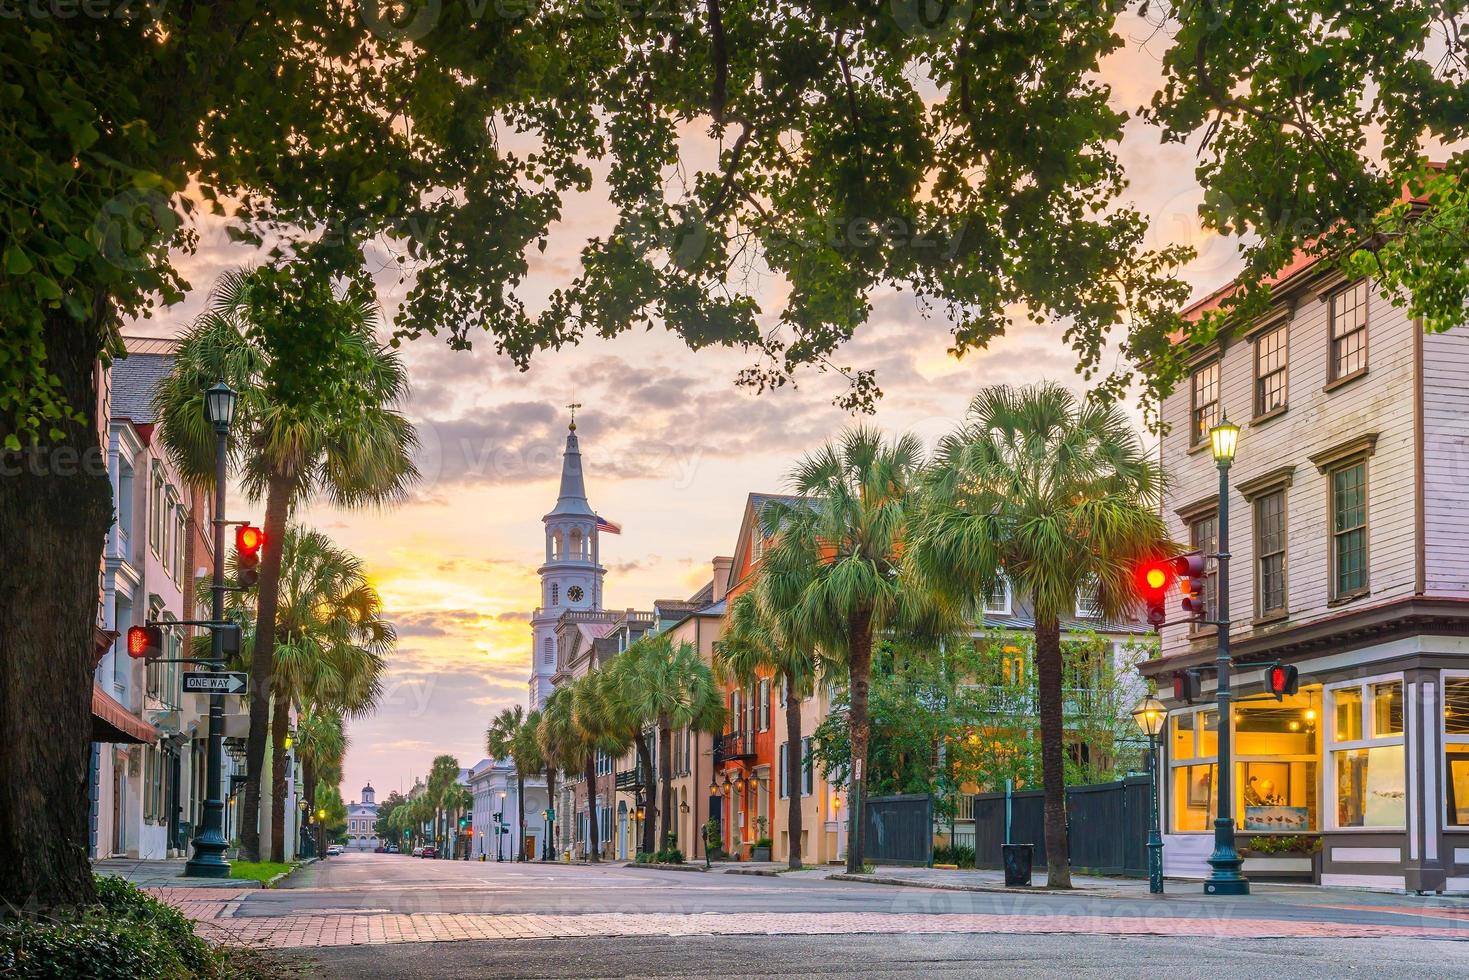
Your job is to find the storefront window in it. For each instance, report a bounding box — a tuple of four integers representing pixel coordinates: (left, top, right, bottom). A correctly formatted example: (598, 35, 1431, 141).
(1443, 677, 1469, 826)
(1335, 747, 1405, 827)
(1334, 687, 1362, 741)
(1327, 675, 1406, 829)
(1197, 710, 1219, 758)
(1236, 691, 1320, 832)
(1170, 692, 1321, 834)
(1371, 681, 1403, 736)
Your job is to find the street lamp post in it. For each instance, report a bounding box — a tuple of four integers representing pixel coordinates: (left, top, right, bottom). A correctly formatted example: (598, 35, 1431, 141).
(1131, 694, 1168, 895)
(1204, 416, 1249, 896)
(494, 811, 504, 861)
(185, 381, 237, 878)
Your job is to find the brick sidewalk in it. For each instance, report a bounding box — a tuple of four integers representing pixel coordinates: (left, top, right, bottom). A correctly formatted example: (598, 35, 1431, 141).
(149, 888, 1468, 950)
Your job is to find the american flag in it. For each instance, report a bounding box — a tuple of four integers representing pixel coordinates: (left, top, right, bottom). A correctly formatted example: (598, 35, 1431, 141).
(595, 514, 622, 535)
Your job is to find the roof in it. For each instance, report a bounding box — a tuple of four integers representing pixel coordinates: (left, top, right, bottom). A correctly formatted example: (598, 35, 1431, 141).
(1177, 167, 1441, 327)
(110, 348, 176, 424)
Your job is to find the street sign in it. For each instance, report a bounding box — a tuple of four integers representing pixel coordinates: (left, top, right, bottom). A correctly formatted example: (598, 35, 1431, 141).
(183, 672, 248, 695)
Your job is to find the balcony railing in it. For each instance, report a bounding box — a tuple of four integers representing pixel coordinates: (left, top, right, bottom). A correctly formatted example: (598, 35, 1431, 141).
(615, 767, 648, 791)
(963, 684, 1107, 720)
(714, 731, 756, 764)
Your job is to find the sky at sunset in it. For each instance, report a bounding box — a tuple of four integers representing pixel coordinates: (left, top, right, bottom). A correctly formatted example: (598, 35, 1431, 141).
(122, 13, 1271, 804)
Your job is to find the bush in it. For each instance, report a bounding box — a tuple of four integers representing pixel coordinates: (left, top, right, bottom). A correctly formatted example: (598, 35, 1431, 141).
(653, 848, 684, 865)
(754, 837, 772, 849)
(0, 876, 228, 979)
(932, 844, 976, 869)
(1245, 834, 1321, 855)
(634, 851, 654, 864)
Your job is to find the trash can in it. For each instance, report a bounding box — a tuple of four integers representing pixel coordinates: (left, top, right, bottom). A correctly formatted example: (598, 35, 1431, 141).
(1002, 843, 1033, 887)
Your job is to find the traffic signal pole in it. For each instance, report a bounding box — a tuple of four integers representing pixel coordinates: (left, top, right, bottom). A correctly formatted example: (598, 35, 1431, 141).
(185, 416, 231, 877)
(1203, 452, 1248, 895)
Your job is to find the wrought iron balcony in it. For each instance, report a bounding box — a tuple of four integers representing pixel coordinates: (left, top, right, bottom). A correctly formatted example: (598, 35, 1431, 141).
(714, 731, 756, 764)
(615, 767, 648, 791)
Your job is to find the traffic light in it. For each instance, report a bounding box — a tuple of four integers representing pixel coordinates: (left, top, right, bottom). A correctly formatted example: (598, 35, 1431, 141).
(1173, 668, 1202, 704)
(1265, 661, 1299, 700)
(127, 625, 164, 660)
(1135, 558, 1174, 628)
(236, 524, 264, 587)
(1174, 554, 1209, 622)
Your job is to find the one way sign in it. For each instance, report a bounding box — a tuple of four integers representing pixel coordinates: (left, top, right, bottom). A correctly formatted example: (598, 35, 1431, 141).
(183, 672, 248, 695)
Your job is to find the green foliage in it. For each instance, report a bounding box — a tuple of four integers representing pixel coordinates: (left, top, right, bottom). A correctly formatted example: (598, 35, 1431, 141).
(753, 838, 772, 851)
(0, 876, 217, 978)
(703, 818, 722, 856)
(1245, 835, 1321, 856)
(653, 848, 686, 865)
(227, 862, 292, 886)
(932, 844, 976, 870)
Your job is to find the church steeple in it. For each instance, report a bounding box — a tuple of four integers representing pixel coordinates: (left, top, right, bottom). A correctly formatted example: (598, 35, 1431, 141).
(529, 406, 606, 710)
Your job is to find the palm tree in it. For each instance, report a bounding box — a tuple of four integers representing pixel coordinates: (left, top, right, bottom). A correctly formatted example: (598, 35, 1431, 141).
(759, 426, 952, 873)
(621, 635, 724, 854)
(486, 705, 545, 861)
(156, 267, 417, 862)
(427, 755, 462, 856)
(909, 383, 1167, 889)
(537, 687, 582, 859)
(571, 671, 633, 862)
(716, 591, 819, 870)
(599, 641, 662, 855)
(294, 707, 346, 852)
(262, 525, 391, 860)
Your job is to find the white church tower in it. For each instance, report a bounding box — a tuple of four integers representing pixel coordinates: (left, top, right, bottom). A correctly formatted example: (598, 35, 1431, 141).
(528, 409, 606, 709)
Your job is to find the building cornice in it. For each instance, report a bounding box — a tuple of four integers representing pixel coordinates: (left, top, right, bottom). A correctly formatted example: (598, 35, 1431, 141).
(1139, 596, 1469, 679)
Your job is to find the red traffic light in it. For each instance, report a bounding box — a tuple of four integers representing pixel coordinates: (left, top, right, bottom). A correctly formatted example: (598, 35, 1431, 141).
(1266, 661, 1299, 700)
(127, 625, 164, 660)
(236, 524, 264, 587)
(236, 524, 264, 555)
(1135, 559, 1173, 628)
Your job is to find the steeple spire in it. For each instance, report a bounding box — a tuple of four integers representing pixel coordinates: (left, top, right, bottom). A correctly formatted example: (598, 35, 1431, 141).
(546, 408, 594, 517)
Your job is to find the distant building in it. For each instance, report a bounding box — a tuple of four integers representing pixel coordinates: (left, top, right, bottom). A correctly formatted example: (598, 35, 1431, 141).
(345, 783, 380, 851)
(469, 759, 549, 861)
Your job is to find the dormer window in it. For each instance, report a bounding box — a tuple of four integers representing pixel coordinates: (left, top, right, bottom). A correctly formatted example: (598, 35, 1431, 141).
(982, 576, 1012, 617)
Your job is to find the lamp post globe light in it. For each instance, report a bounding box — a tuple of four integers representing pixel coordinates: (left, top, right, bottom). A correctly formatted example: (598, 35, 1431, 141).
(1205, 416, 1249, 896)
(185, 380, 237, 877)
(1131, 694, 1168, 894)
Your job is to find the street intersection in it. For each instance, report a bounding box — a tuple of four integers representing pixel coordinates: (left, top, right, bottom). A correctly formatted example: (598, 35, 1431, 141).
(139, 853, 1469, 977)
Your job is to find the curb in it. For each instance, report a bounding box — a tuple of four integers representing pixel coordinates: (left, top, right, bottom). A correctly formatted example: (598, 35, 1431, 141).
(264, 858, 315, 889)
(723, 868, 780, 877)
(622, 862, 707, 873)
(825, 872, 1123, 897)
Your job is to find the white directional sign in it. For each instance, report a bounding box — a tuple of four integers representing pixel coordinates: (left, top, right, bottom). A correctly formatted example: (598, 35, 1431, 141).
(183, 672, 248, 695)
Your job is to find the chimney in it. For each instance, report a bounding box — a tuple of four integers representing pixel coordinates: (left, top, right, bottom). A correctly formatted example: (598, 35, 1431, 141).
(711, 556, 734, 602)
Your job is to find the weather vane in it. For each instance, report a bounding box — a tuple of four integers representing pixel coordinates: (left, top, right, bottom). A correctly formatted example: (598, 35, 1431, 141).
(567, 400, 582, 430)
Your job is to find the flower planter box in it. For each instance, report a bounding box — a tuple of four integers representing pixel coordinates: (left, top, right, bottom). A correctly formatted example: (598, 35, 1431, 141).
(751, 846, 771, 862)
(1240, 850, 1321, 883)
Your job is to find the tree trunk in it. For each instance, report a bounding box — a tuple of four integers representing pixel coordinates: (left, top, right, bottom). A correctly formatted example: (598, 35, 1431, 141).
(583, 755, 600, 862)
(633, 731, 656, 855)
(0, 310, 111, 908)
(515, 772, 526, 860)
(784, 676, 804, 870)
(1035, 613, 1072, 888)
(239, 471, 291, 861)
(269, 685, 290, 862)
(845, 608, 873, 874)
(302, 758, 316, 856)
(657, 715, 674, 853)
(544, 767, 557, 860)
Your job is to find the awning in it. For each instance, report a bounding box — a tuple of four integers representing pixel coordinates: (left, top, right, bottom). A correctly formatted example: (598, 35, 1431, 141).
(91, 685, 159, 745)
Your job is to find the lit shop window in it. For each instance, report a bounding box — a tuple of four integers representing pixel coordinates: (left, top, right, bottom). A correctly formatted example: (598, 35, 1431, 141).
(1443, 677, 1469, 827)
(1327, 678, 1405, 829)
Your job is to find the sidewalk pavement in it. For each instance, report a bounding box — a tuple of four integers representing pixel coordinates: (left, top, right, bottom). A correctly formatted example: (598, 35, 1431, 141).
(94, 857, 263, 889)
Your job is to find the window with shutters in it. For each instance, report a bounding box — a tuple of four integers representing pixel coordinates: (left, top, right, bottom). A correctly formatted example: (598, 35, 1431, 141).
(1190, 361, 1219, 448)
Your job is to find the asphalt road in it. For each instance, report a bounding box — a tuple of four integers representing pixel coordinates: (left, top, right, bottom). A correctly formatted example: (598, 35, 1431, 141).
(252, 852, 1465, 930)
(241, 854, 1469, 978)
(288, 932, 1469, 979)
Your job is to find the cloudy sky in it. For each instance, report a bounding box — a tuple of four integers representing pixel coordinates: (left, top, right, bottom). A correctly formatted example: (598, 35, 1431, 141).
(125, 12, 1259, 803)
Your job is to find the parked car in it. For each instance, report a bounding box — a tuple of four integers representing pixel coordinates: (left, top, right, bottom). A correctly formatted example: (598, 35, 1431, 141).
(411, 846, 424, 857)
(419, 846, 437, 858)
(374, 845, 387, 853)
(386, 845, 399, 854)
(326, 844, 344, 856)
